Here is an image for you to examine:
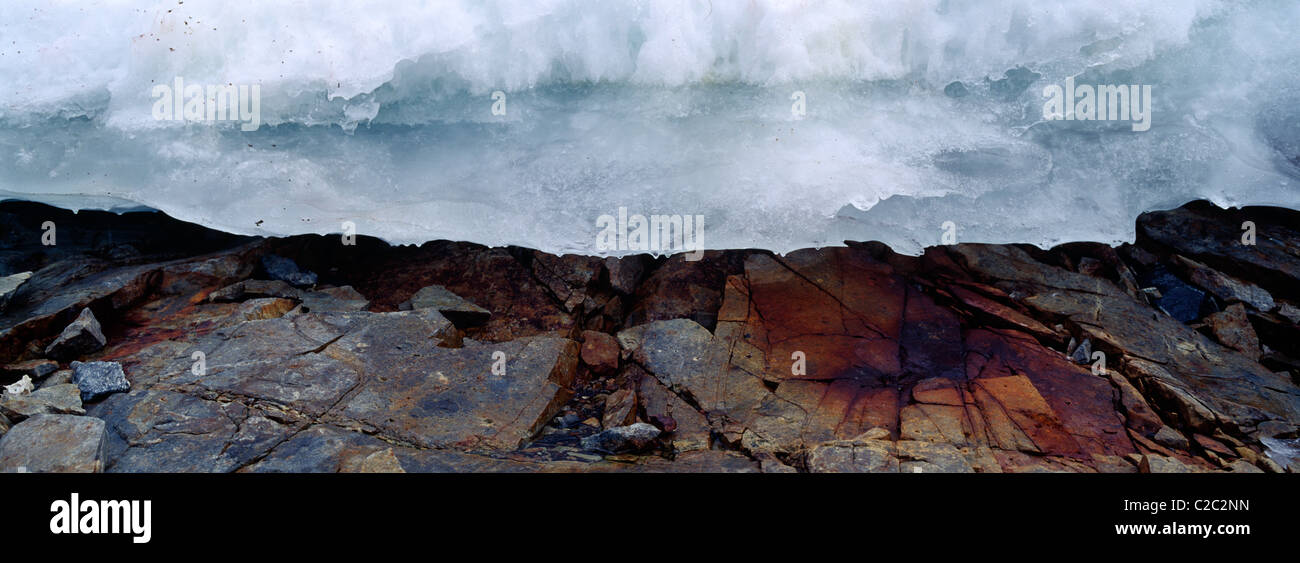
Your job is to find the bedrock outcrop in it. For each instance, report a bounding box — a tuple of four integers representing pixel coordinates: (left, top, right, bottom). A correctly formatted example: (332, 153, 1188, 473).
(0, 200, 1297, 472)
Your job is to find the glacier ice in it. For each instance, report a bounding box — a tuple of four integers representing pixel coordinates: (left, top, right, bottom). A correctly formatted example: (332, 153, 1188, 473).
(1, 0, 1299, 255)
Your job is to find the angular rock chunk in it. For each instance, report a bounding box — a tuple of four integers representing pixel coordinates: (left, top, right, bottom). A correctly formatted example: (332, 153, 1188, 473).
(44, 307, 107, 360)
(208, 279, 305, 302)
(1204, 303, 1260, 360)
(580, 330, 619, 374)
(261, 254, 317, 287)
(0, 414, 107, 473)
(0, 271, 31, 312)
(1171, 255, 1274, 312)
(402, 284, 491, 327)
(299, 285, 369, 313)
(601, 388, 636, 428)
(581, 422, 661, 453)
(70, 360, 131, 402)
(0, 383, 84, 420)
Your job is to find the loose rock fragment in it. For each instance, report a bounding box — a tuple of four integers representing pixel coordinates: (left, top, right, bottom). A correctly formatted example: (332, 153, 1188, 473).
(581, 330, 620, 374)
(70, 361, 130, 402)
(0, 271, 31, 312)
(0, 414, 108, 473)
(581, 422, 661, 453)
(261, 254, 317, 287)
(402, 284, 491, 327)
(44, 307, 107, 361)
(0, 383, 84, 420)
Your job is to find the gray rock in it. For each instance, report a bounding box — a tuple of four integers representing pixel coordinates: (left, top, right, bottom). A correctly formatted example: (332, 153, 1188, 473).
(38, 369, 74, 389)
(1171, 255, 1275, 312)
(581, 422, 661, 453)
(260, 254, 317, 287)
(299, 285, 369, 313)
(43, 307, 107, 361)
(0, 383, 85, 420)
(208, 279, 305, 302)
(70, 361, 130, 402)
(402, 284, 490, 327)
(604, 256, 646, 295)
(1069, 338, 1092, 365)
(1227, 460, 1264, 473)
(88, 389, 291, 473)
(809, 439, 898, 473)
(1278, 303, 1300, 325)
(0, 271, 32, 312)
(0, 414, 108, 473)
(1152, 426, 1190, 451)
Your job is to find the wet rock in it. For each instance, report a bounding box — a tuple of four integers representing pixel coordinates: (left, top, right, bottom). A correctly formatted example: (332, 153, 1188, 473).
(1171, 255, 1274, 312)
(1068, 338, 1092, 364)
(1138, 203, 1300, 299)
(601, 388, 635, 428)
(1152, 426, 1190, 451)
(1227, 459, 1264, 473)
(756, 452, 799, 473)
(44, 307, 107, 361)
(261, 254, 317, 287)
(1138, 454, 1200, 473)
(1204, 303, 1261, 360)
(227, 297, 298, 324)
(0, 414, 107, 473)
(402, 284, 491, 327)
(580, 422, 661, 453)
(0, 271, 31, 312)
(1278, 303, 1300, 325)
(2, 359, 58, 380)
(244, 425, 541, 473)
(339, 327, 580, 450)
(529, 253, 603, 313)
(626, 251, 745, 330)
(950, 243, 1300, 437)
(39, 370, 74, 389)
(1077, 257, 1104, 277)
(632, 365, 711, 452)
(604, 255, 647, 295)
(299, 285, 369, 313)
(946, 284, 1057, 342)
(0, 261, 159, 361)
(0, 383, 84, 420)
(808, 439, 897, 473)
(1109, 373, 1164, 437)
(580, 330, 619, 374)
(87, 389, 292, 472)
(70, 360, 130, 402)
(208, 279, 305, 302)
(1141, 266, 1206, 322)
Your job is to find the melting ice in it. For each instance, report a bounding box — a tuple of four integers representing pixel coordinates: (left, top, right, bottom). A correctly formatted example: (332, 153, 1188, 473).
(1, 0, 1299, 255)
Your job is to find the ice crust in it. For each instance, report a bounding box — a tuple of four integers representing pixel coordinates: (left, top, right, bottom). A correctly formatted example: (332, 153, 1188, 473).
(1, 0, 1298, 255)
